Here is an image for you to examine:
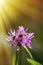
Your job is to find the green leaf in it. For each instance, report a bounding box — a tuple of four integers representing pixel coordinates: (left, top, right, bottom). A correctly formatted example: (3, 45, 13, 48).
(27, 58, 41, 65)
(12, 53, 16, 65)
(24, 46, 33, 59)
(16, 59, 19, 65)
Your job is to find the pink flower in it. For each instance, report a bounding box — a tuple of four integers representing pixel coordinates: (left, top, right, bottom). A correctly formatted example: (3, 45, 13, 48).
(6, 26, 34, 50)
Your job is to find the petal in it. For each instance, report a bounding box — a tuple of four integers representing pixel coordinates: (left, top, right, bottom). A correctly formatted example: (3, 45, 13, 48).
(10, 29, 15, 36)
(27, 33, 34, 39)
(21, 36, 26, 46)
(17, 26, 26, 34)
(26, 40, 32, 49)
(10, 41, 17, 47)
(6, 36, 13, 41)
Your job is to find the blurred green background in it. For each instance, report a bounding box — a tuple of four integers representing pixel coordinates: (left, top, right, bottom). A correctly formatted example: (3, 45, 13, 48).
(0, 0, 43, 65)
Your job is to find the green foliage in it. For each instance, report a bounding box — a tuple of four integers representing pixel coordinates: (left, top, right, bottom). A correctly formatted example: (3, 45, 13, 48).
(24, 46, 33, 59)
(27, 58, 41, 65)
(12, 53, 16, 65)
(12, 46, 42, 65)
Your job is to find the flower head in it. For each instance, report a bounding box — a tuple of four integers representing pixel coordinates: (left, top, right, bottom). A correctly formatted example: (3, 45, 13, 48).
(6, 26, 34, 50)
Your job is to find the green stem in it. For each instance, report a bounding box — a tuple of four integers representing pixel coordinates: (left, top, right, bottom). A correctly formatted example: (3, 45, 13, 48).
(24, 46, 33, 59)
(16, 47, 22, 65)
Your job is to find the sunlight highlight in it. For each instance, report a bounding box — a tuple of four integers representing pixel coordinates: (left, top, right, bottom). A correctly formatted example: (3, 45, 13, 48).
(0, 0, 12, 33)
(0, 0, 5, 8)
(0, 0, 43, 34)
